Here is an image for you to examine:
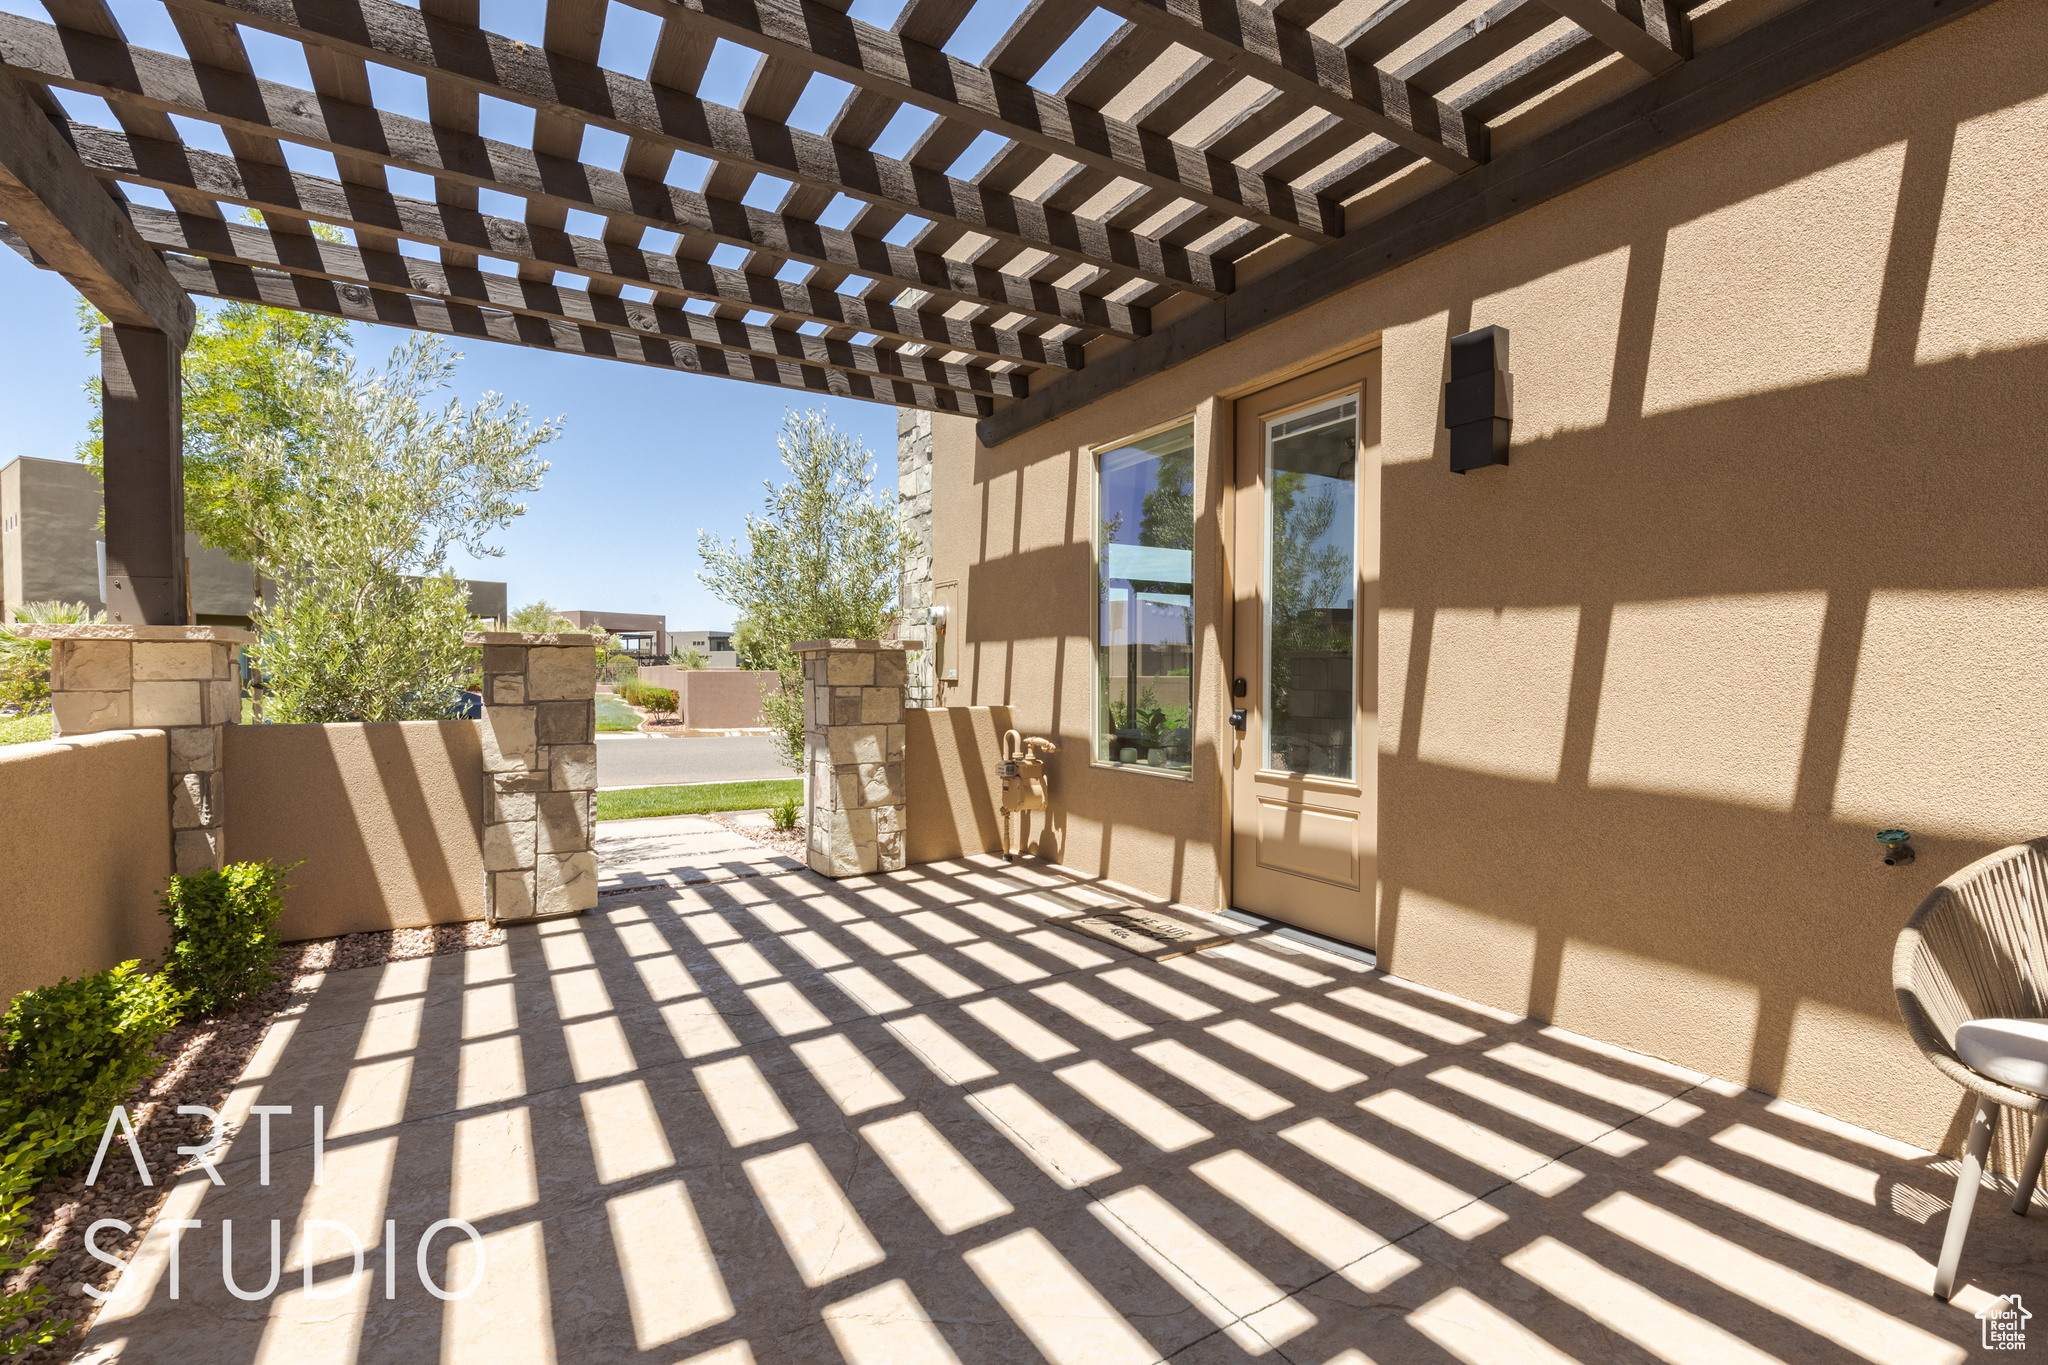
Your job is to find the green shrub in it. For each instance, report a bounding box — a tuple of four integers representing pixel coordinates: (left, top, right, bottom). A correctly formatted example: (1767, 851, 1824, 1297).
(771, 797, 800, 830)
(158, 862, 290, 1019)
(0, 963, 184, 1129)
(641, 686, 678, 718)
(0, 1109, 80, 1354)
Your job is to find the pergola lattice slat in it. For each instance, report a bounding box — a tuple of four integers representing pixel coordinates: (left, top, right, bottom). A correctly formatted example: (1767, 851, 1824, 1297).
(125, 205, 1029, 400)
(619, 0, 1342, 240)
(0, 12, 1102, 354)
(0, 0, 1951, 420)
(53, 135, 1134, 354)
(1088, 0, 1488, 169)
(161, 0, 1233, 296)
(41, 237, 992, 416)
(1535, 0, 1690, 73)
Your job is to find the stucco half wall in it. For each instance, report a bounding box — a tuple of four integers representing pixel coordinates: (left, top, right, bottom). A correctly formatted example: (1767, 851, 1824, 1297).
(925, 0, 2048, 1156)
(225, 721, 485, 940)
(0, 730, 170, 1009)
(904, 706, 1013, 864)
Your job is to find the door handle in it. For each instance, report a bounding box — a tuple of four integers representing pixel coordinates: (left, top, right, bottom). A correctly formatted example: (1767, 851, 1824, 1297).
(1229, 708, 1247, 732)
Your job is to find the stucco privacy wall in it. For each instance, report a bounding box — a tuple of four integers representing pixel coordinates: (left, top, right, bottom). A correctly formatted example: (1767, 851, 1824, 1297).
(224, 721, 486, 940)
(904, 705, 1015, 864)
(0, 731, 170, 1009)
(631, 667, 778, 728)
(926, 0, 2048, 1155)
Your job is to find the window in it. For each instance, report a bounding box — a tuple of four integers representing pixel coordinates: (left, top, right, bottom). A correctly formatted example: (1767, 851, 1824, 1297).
(1095, 419, 1195, 773)
(1264, 397, 1358, 779)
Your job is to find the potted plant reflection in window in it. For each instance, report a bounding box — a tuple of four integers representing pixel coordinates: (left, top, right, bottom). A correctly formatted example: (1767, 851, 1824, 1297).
(1097, 423, 1196, 770)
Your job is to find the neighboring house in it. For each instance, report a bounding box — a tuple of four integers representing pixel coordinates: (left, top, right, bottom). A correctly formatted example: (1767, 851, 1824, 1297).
(0, 454, 506, 626)
(669, 627, 739, 669)
(562, 610, 668, 662)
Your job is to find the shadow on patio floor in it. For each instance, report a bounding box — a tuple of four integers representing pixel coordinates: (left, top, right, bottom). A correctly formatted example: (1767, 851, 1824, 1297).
(74, 844, 2048, 1364)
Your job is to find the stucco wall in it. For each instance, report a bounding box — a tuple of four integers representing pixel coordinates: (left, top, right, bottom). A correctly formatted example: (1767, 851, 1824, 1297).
(904, 706, 1014, 863)
(0, 730, 170, 1009)
(926, 0, 2048, 1153)
(633, 667, 778, 727)
(225, 721, 486, 940)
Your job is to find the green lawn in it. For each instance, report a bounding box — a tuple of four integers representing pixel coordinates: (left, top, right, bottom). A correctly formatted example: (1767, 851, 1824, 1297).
(0, 712, 54, 746)
(595, 779, 800, 821)
(597, 695, 642, 732)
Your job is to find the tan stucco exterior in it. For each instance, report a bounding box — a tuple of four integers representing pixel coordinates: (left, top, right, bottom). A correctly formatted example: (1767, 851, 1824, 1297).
(0, 730, 171, 1008)
(923, 0, 2048, 1154)
(225, 720, 486, 940)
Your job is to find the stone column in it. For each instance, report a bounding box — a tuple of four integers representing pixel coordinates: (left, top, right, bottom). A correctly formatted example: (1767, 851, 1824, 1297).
(798, 639, 908, 877)
(468, 632, 598, 923)
(23, 623, 248, 873)
(896, 407, 936, 709)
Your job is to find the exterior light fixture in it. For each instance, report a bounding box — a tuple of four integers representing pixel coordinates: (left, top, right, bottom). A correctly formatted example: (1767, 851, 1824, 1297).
(1878, 829, 1915, 866)
(1445, 325, 1513, 474)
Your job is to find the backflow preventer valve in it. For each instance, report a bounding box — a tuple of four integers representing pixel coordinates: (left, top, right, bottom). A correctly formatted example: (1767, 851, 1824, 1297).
(998, 729, 1059, 860)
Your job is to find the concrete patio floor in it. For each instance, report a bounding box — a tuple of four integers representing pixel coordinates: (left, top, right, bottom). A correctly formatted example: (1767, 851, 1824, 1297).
(75, 847, 2048, 1364)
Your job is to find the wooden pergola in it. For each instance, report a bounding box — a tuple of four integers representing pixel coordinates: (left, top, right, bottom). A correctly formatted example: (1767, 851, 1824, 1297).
(0, 0, 1979, 621)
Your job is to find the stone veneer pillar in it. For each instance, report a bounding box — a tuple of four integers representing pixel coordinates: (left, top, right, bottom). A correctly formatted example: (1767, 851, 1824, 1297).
(797, 639, 908, 877)
(468, 632, 598, 923)
(23, 623, 249, 874)
(896, 407, 936, 709)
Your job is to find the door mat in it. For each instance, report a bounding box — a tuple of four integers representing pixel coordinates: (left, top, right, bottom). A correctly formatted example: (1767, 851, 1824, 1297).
(1051, 907, 1234, 960)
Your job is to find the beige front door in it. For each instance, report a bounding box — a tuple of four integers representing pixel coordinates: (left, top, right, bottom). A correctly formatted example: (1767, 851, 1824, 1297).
(1229, 353, 1379, 947)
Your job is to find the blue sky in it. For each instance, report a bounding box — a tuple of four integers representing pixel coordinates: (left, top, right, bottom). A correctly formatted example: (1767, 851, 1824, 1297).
(0, 0, 1132, 627)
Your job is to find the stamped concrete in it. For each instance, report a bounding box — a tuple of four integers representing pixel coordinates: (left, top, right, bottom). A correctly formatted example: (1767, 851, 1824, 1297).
(595, 815, 804, 893)
(74, 845, 2048, 1364)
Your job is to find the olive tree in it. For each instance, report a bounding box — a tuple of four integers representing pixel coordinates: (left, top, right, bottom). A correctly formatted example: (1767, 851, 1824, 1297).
(697, 410, 902, 770)
(241, 337, 559, 720)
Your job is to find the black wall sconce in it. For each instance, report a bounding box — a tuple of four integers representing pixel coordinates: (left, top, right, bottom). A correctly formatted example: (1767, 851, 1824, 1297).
(1445, 325, 1513, 474)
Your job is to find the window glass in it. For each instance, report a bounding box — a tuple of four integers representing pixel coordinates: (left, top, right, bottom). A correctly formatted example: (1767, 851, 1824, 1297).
(1265, 397, 1358, 778)
(1096, 420, 1195, 772)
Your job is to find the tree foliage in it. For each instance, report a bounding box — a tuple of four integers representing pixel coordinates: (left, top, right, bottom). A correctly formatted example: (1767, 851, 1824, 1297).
(697, 410, 902, 770)
(78, 291, 350, 572)
(241, 337, 558, 720)
(0, 601, 103, 713)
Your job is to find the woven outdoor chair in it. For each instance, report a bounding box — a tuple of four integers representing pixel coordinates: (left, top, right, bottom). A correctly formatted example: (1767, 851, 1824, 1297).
(1894, 836, 2048, 1301)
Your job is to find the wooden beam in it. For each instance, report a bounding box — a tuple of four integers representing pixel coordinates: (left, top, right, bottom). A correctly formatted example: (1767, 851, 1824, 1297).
(1087, 0, 1488, 170)
(64, 120, 1144, 348)
(1537, 0, 1690, 74)
(0, 70, 191, 339)
(160, 0, 1233, 296)
(979, 0, 1996, 444)
(125, 245, 997, 417)
(0, 13, 1102, 351)
(100, 322, 187, 623)
(618, 0, 1342, 240)
(125, 205, 1030, 400)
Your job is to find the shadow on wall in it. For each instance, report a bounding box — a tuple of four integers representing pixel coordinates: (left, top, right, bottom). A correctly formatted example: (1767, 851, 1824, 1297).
(942, 21, 2048, 1157)
(225, 721, 486, 940)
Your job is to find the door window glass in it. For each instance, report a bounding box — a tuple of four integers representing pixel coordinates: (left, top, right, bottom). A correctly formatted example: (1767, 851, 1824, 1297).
(1265, 398, 1358, 778)
(1096, 420, 1195, 772)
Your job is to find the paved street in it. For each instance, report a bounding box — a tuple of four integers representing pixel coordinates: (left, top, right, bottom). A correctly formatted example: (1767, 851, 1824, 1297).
(596, 733, 788, 788)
